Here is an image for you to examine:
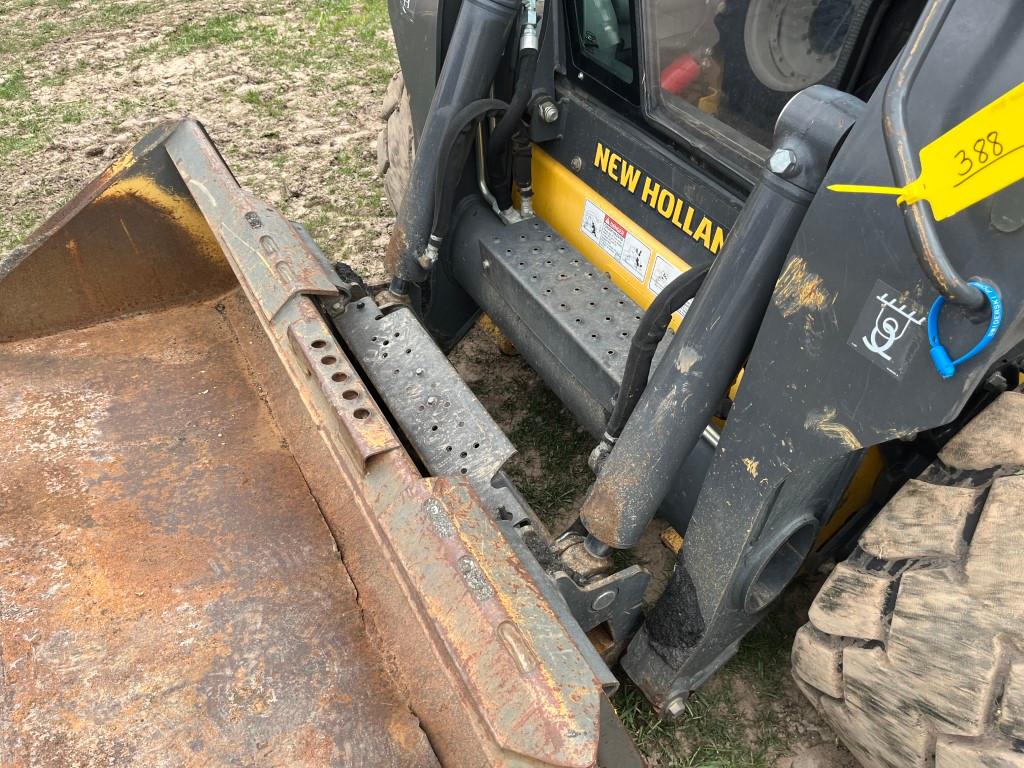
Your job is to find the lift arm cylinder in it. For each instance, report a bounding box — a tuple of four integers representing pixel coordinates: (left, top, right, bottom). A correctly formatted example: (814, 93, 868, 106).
(579, 87, 865, 550)
(388, 0, 520, 284)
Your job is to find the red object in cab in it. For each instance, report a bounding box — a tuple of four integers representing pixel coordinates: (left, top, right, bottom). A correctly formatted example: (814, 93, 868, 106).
(661, 53, 701, 95)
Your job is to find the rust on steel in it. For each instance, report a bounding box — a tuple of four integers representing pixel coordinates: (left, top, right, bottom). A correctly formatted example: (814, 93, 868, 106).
(1, 118, 605, 768)
(0, 301, 438, 767)
(0, 123, 236, 343)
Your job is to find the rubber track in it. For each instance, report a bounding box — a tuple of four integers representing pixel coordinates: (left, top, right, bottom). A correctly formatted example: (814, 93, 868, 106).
(793, 390, 1024, 768)
(377, 71, 415, 216)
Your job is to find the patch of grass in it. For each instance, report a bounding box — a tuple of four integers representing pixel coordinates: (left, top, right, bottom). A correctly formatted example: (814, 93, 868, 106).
(0, 69, 28, 100)
(240, 89, 287, 118)
(160, 13, 251, 55)
(38, 58, 90, 88)
(57, 101, 88, 125)
(298, 0, 395, 78)
(0, 107, 50, 163)
(300, 209, 338, 246)
(88, 0, 157, 27)
(0, 208, 44, 255)
(0, 21, 64, 57)
(0, 2, 154, 59)
(612, 598, 806, 766)
(498, 381, 593, 525)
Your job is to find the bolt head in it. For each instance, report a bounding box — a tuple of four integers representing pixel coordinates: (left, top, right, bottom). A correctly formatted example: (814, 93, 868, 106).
(665, 696, 688, 718)
(590, 589, 617, 612)
(570, 156, 583, 172)
(539, 101, 559, 123)
(768, 148, 798, 176)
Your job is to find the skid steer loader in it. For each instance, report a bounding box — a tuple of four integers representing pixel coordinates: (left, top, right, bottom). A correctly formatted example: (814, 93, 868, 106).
(3, 0, 1024, 765)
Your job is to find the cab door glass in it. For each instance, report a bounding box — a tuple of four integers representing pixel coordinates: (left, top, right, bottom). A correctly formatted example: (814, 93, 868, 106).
(577, 0, 636, 83)
(644, 0, 877, 160)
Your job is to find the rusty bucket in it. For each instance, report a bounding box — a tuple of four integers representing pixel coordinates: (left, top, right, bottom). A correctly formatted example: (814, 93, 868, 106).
(0, 119, 641, 768)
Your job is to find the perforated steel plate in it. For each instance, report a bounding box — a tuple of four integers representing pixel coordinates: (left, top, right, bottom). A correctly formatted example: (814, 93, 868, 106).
(481, 219, 671, 410)
(333, 298, 515, 484)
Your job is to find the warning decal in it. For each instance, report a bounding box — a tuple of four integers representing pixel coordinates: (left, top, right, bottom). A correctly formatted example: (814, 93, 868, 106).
(581, 200, 652, 280)
(648, 255, 681, 295)
(648, 255, 694, 319)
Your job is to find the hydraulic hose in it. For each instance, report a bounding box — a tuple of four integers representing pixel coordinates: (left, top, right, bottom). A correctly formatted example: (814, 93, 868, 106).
(388, 0, 520, 284)
(487, 48, 539, 210)
(486, 9, 548, 211)
(605, 264, 710, 440)
(420, 99, 510, 267)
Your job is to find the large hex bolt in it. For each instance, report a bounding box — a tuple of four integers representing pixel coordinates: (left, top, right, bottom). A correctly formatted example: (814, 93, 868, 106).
(768, 147, 798, 177)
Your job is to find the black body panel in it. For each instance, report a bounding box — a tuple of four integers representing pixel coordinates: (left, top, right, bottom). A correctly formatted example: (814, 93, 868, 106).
(625, 0, 1024, 708)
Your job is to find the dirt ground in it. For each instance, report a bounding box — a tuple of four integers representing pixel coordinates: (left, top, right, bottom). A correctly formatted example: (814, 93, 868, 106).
(0, 1, 855, 765)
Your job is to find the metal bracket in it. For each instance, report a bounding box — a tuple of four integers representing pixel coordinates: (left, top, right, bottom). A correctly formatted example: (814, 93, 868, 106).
(166, 121, 338, 323)
(553, 567, 649, 663)
(331, 296, 515, 485)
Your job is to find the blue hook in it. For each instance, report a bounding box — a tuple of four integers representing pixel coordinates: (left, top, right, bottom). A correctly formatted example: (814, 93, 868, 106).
(927, 280, 1003, 379)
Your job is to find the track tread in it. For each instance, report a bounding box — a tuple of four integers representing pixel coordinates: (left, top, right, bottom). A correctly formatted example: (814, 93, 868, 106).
(859, 478, 979, 561)
(377, 71, 415, 216)
(808, 561, 893, 642)
(794, 391, 1024, 768)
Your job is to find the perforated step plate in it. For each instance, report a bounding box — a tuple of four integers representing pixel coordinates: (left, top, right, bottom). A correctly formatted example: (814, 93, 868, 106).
(479, 218, 672, 412)
(333, 298, 515, 485)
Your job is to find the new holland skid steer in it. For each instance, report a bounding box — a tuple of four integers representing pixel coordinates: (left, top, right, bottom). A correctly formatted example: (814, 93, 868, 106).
(4, 0, 1024, 765)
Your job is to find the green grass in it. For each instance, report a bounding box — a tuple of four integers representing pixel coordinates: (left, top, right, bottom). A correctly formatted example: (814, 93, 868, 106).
(0, 69, 28, 100)
(0, 1, 155, 57)
(160, 13, 252, 55)
(240, 88, 287, 118)
(0, 0, 400, 252)
(613, 605, 800, 766)
(469, 367, 594, 527)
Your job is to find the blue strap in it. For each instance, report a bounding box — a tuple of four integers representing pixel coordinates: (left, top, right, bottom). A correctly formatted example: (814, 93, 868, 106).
(927, 280, 1003, 379)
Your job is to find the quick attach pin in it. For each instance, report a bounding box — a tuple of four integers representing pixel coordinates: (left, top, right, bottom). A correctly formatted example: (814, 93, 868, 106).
(927, 280, 1003, 379)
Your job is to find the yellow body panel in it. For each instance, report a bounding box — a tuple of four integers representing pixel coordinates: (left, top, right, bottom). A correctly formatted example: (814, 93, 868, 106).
(530, 147, 693, 328)
(815, 447, 884, 548)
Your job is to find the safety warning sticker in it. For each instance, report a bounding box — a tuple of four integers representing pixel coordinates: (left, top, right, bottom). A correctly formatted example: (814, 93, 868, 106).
(649, 255, 694, 318)
(581, 200, 652, 280)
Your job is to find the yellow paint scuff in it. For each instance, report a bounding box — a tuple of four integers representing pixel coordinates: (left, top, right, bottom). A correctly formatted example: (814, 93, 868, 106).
(660, 527, 683, 554)
(774, 257, 830, 318)
(805, 408, 861, 450)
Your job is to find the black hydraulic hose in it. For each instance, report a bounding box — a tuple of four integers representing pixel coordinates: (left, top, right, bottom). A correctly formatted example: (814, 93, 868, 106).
(605, 264, 710, 439)
(882, 0, 985, 310)
(512, 133, 533, 207)
(487, 48, 539, 210)
(428, 98, 510, 245)
(390, 0, 519, 284)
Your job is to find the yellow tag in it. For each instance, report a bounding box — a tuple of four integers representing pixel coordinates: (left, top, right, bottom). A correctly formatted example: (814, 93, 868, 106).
(829, 81, 1024, 220)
